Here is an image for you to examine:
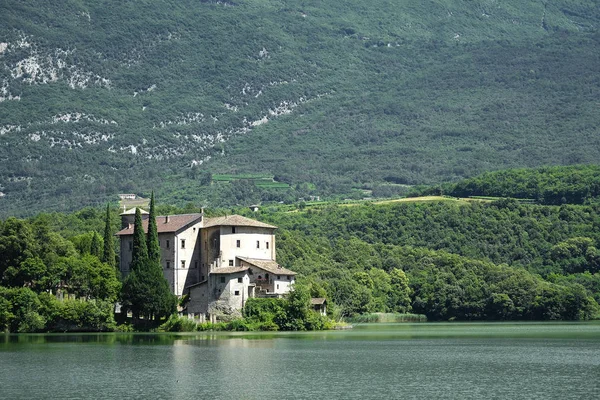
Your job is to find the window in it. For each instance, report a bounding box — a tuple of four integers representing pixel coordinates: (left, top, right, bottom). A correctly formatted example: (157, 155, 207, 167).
(194, 261, 198, 269)
(166, 240, 170, 249)
(277, 275, 281, 280)
(201, 275, 205, 281)
(237, 277, 243, 283)
(256, 240, 260, 249)
(229, 260, 234, 267)
(181, 239, 186, 249)
(205, 241, 207, 250)
(220, 276, 225, 283)
(234, 290, 240, 296)
(181, 260, 186, 269)
(128, 241, 132, 251)
(232, 227, 236, 234)
(236, 240, 241, 248)
(166, 261, 170, 269)
(287, 275, 291, 281)
(277, 284, 279, 290)
(249, 269, 253, 275)
(266, 242, 269, 250)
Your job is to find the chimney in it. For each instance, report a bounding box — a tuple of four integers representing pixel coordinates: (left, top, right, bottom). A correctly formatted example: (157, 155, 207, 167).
(165, 215, 169, 224)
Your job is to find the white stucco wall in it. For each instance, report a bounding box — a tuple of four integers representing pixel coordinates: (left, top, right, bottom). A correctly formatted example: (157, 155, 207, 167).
(170, 221, 202, 296)
(213, 272, 250, 311)
(157, 232, 175, 292)
(272, 275, 295, 294)
(219, 226, 275, 266)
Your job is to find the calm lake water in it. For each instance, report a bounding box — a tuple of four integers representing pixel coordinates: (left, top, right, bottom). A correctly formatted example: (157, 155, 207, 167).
(2, 322, 600, 399)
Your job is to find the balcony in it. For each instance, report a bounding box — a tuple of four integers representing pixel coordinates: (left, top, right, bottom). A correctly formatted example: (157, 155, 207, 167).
(252, 278, 274, 295)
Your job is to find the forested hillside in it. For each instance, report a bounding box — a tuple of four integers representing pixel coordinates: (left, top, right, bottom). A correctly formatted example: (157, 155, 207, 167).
(1, 0, 599, 215)
(430, 165, 600, 205)
(263, 200, 600, 320)
(3, 196, 599, 329)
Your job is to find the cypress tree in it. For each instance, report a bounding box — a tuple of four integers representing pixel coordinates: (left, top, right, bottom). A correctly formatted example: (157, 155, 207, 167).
(147, 192, 160, 265)
(90, 232, 101, 258)
(130, 208, 148, 272)
(122, 207, 176, 324)
(102, 203, 116, 268)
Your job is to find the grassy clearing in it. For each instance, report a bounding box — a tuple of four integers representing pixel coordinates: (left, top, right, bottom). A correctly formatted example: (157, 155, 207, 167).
(281, 196, 471, 213)
(212, 174, 290, 189)
(255, 182, 290, 189)
(212, 174, 274, 182)
(467, 196, 537, 204)
(119, 197, 150, 210)
(373, 196, 463, 205)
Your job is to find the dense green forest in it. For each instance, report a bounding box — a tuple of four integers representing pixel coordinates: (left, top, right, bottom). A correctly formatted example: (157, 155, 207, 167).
(3, 171, 600, 332)
(418, 165, 600, 205)
(0, 215, 121, 332)
(262, 200, 600, 320)
(1, 0, 599, 215)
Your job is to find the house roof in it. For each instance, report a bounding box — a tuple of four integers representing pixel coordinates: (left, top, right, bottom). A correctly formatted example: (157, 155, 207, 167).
(311, 298, 327, 305)
(203, 215, 276, 229)
(237, 256, 296, 275)
(210, 266, 250, 274)
(115, 213, 203, 236)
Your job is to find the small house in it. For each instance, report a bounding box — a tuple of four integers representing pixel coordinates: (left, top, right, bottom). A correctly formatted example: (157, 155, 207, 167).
(311, 298, 327, 316)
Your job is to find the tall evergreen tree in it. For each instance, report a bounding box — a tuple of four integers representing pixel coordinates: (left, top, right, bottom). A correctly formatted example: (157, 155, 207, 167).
(101, 204, 116, 269)
(90, 232, 101, 259)
(147, 192, 160, 265)
(121, 207, 176, 325)
(130, 208, 148, 272)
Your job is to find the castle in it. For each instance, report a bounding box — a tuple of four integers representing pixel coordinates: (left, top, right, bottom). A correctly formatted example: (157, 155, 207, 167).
(116, 209, 296, 321)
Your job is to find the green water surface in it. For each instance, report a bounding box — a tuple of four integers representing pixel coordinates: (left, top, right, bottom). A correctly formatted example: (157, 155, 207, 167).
(1, 322, 599, 399)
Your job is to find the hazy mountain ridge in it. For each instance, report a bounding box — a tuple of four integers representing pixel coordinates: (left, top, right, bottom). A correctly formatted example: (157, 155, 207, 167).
(0, 0, 598, 215)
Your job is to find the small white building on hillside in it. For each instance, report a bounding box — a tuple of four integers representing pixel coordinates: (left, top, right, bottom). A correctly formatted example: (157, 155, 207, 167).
(116, 211, 296, 320)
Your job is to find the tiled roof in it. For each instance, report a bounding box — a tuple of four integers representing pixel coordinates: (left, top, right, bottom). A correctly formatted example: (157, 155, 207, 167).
(115, 213, 203, 236)
(237, 256, 296, 275)
(203, 215, 276, 229)
(210, 266, 250, 274)
(311, 298, 327, 305)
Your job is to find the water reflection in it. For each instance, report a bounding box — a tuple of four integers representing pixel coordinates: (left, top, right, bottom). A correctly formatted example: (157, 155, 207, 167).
(2, 323, 600, 399)
(3, 322, 600, 346)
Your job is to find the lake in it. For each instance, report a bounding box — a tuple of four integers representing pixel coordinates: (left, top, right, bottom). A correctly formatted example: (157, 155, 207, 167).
(2, 322, 599, 399)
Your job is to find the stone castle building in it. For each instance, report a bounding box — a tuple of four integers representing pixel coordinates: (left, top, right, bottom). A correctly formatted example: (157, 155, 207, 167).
(116, 210, 295, 320)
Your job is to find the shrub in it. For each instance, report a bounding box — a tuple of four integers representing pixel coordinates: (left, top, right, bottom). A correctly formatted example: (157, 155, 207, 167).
(158, 315, 198, 332)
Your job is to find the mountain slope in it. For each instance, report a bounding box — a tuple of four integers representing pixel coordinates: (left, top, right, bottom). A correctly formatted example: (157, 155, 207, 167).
(0, 0, 599, 215)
